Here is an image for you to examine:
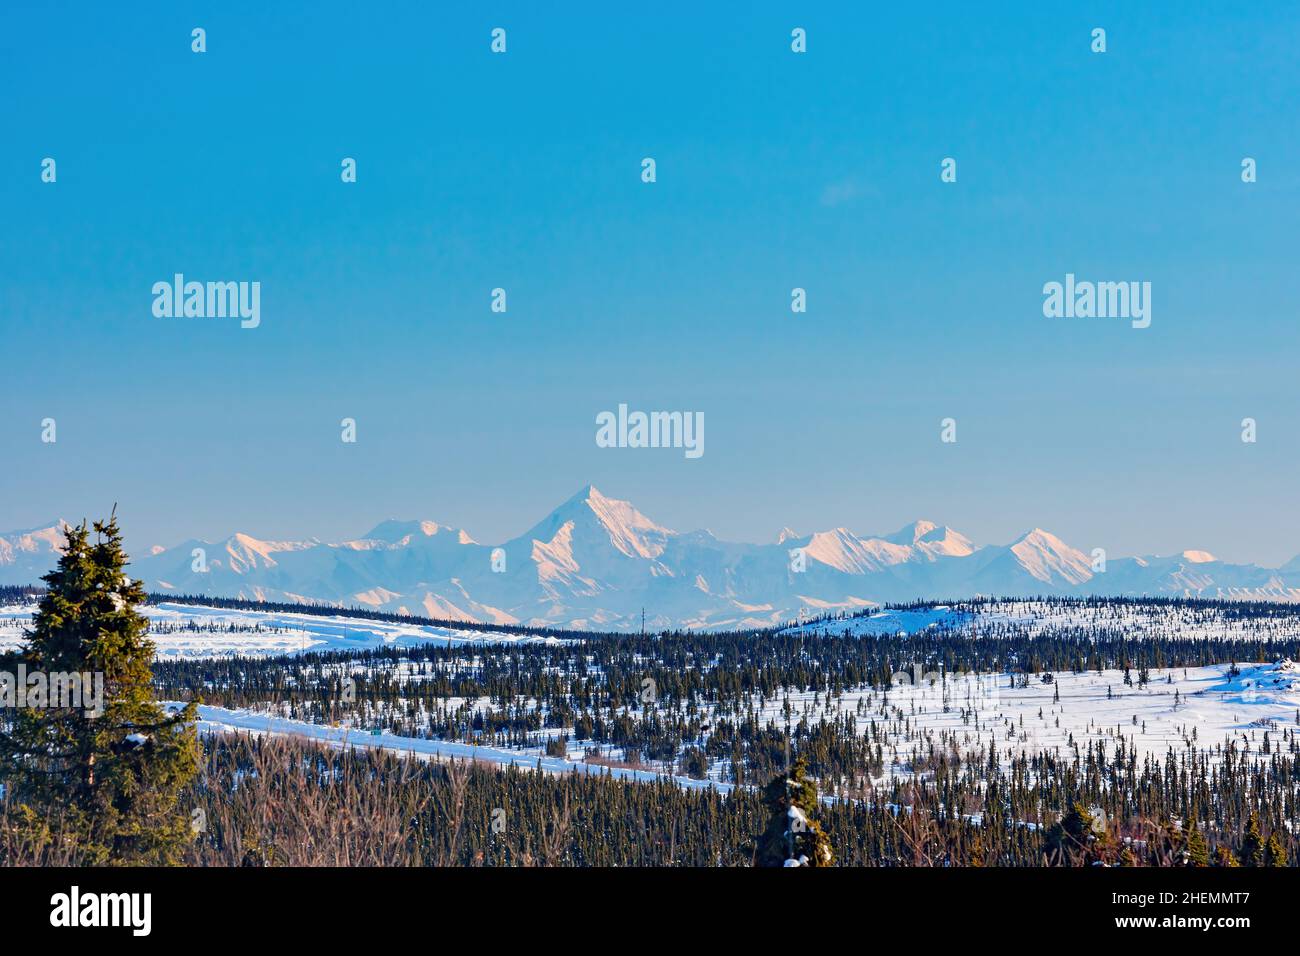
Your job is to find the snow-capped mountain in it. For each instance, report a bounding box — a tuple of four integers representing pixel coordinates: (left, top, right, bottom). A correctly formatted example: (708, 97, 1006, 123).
(0, 521, 69, 587)
(5, 487, 1300, 630)
(882, 520, 977, 560)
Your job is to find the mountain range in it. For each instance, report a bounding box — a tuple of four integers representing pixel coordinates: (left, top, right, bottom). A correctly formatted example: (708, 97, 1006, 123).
(4, 485, 1300, 630)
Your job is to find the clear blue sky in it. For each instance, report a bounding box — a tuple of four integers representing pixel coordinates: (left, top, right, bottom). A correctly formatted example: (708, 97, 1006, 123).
(2, 2, 1299, 564)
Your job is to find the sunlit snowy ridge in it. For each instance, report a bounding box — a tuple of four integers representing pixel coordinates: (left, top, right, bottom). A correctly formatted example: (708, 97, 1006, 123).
(0, 600, 564, 659)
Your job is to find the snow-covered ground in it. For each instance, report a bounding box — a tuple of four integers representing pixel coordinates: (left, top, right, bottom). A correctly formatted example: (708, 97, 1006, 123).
(594, 659, 1300, 787)
(183, 702, 730, 793)
(786, 660, 1300, 784)
(0, 601, 565, 658)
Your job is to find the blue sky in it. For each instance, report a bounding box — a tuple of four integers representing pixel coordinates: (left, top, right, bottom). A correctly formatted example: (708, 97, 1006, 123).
(2, 2, 1299, 564)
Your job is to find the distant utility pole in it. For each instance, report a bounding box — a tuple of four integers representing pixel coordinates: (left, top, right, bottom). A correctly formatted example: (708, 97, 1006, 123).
(641, 607, 645, 636)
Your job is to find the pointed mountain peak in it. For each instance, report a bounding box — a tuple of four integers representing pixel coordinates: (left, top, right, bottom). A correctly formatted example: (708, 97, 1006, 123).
(561, 483, 605, 505)
(528, 485, 671, 560)
(801, 527, 903, 574)
(776, 527, 801, 544)
(552, 485, 665, 528)
(1014, 527, 1064, 546)
(884, 519, 940, 544)
(1007, 528, 1091, 584)
(880, 520, 975, 558)
(1009, 527, 1083, 559)
(220, 532, 318, 565)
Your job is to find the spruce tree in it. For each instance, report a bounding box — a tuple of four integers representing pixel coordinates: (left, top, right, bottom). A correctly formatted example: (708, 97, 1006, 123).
(753, 757, 833, 867)
(0, 517, 200, 864)
(1265, 831, 1287, 867)
(1185, 821, 1209, 867)
(1044, 802, 1111, 865)
(1241, 813, 1265, 868)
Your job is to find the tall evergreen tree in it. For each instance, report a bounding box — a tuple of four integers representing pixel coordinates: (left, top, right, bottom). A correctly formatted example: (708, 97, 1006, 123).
(1266, 831, 1287, 867)
(0, 517, 199, 864)
(1045, 802, 1112, 866)
(1241, 813, 1265, 868)
(1185, 821, 1209, 867)
(753, 757, 833, 867)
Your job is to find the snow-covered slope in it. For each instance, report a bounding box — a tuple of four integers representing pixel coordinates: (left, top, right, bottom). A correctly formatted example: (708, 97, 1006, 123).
(0, 600, 559, 659)
(967, 528, 1095, 591)
(7, 487, 1300, 630)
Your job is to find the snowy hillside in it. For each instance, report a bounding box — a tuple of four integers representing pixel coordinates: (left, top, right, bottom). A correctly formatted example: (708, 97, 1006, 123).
(0, 601, 562, 659)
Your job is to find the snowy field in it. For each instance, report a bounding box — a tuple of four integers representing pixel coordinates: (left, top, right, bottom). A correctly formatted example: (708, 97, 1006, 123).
(593, 660, 1286, 786)
(782, 660, 1300, 783)
(0, 601, 565, 658)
